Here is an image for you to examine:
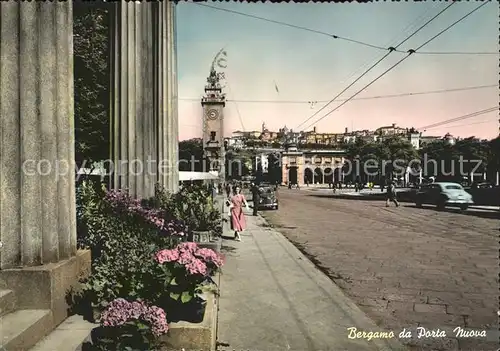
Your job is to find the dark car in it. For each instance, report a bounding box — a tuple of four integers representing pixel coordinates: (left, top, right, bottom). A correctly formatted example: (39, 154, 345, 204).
(471, 181, 495, 189)
(415, 182, 473, 211)
(257, 187, 279, 210)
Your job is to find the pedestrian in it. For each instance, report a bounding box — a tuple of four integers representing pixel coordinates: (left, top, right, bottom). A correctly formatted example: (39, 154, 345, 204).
(211, 183, 217, 199)
(251, 183, 260, 216)
(225, 182, 231, 198)
(332, 182, 337, 194)
(386, 180, 399, 207)
(227, 185, 249, 241)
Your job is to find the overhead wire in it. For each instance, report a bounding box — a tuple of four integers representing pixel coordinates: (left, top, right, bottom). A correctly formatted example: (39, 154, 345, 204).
(295, 1, 457, 130)
(423, 119, 498, 131)
(316, 2, 443, 99)
(178, 84, 497, 104)
(192, 2, 496, 56)
(417, 106, 498, 131)
(300, 1, 490, 132)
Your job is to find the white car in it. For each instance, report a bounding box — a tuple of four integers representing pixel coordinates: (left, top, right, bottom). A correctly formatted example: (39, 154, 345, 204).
(415, 182, 474, 211)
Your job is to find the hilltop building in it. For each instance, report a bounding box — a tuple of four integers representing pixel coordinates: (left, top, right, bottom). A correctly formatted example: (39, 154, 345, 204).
(225, 121, 461, 152)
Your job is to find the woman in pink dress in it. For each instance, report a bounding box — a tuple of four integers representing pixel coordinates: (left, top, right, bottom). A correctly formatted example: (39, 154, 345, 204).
(227, 185, 248, 241)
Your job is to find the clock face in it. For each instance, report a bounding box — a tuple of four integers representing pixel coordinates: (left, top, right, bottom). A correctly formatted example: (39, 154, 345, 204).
(207, 109, 219, 120)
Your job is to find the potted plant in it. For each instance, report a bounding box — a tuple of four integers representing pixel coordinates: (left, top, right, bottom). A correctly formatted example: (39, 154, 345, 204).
(172, 185, 222, 244)
(83, 298, 169, 350)
(154, 242, 224, 323)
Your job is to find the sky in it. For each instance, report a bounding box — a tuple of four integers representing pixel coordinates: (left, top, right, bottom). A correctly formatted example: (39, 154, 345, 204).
(176, 1, 498, 141)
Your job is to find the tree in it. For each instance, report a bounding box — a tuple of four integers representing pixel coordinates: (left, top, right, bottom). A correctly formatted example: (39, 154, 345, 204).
(455, 137, 489, 175)
(419, 138, 493, 182)
(341, 137, 417, 183)
(487, 136, 500, 176)
(179, 139, 204, 171)
(379, 136, 418, 178)
(74, 6, 110, 168)
(267, 153, 282, 184)
(226, 150, 252, 180)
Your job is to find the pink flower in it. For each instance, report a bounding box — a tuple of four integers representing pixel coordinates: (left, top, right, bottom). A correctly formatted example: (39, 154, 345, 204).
(185, 257, 208, 275)
(195, 248, 224, 268)
(177, 250, 195, 265)
(142, 305, 169, 336)
(155, 249, 179, 264)
(100, 298, 135, 327)
(99, 298, 169, 336)
(177, 242, 198, 254)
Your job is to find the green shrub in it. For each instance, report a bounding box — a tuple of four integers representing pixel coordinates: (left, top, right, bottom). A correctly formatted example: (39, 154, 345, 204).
(155, 184, 222, 236)
(75, 181, 182, 311)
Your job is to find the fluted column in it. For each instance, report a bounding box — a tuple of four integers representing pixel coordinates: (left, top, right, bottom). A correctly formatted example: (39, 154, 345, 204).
(0, 2, 76, 268)
(170, 2, 179, 191)
(111, 2, 178, 198)
(157, 2, 178, 193)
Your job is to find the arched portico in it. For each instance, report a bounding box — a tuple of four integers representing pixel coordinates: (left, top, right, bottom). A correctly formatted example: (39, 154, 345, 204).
(304, 167, 313, 184)
(324, 167, 333, 184)
(288, 166, 298, 185)
(335, 167, 343, 183)
(314, 167, 323, 184)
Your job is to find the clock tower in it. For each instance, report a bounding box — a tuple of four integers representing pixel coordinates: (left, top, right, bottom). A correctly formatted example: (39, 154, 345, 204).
(201, 67, 226, 182)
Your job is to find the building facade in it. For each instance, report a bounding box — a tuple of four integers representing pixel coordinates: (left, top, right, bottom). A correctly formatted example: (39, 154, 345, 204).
(281, 143, 347, 185)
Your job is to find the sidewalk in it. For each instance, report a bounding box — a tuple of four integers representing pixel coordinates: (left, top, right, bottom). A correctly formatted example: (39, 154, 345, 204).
(216, 203, 406, 351)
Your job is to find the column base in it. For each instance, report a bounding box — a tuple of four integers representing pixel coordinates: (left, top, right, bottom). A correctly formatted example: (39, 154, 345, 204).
(0, 249, 91, 327)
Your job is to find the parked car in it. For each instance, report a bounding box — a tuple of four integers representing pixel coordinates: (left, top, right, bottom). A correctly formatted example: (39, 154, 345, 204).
(471, 181, 495, 189)
(415, 182, 474, 210)
(257, 187, 279, 210)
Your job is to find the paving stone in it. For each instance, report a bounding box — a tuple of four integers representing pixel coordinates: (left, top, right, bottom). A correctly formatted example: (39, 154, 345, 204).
(414, 303, 447, 314)
(464, 314, 497, 329)
(457, 338, 499, 351)
(383, 292, 428, 304)
(387, 301, 415, 313)
(262, 191, 499, 351)
(403, 337, 460, 351)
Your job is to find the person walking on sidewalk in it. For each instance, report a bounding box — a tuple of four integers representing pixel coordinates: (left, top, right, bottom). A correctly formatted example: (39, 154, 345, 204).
(251, 183, 260, 216)
(386, 180, 399, 207)
(225, 182, 232, 199)
(227, 185, 249, 241)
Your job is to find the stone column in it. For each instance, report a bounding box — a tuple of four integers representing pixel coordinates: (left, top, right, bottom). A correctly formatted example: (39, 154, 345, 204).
(154, 2, 179, 194)
(0, 2, 77, 268)
(110, 2, 179, 199)
(170, 2, 180, 191)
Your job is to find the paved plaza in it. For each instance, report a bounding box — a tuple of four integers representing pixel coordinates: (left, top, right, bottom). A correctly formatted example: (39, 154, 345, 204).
(262, 188, 499, 351)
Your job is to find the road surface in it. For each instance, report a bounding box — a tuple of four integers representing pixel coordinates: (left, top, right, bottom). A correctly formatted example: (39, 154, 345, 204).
(261, 188, 498, 351)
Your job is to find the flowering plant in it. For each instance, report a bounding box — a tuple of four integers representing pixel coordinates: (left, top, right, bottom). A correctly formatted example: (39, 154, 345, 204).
(93, 298, 168, 350)
(105, 189, 189, 239)
(75, 182, 181, 315)
(155, 242, 224, 303)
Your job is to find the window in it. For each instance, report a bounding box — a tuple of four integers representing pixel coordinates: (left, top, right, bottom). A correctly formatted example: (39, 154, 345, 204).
(210, 131, 216, 141)
(445, 185, 462, 190)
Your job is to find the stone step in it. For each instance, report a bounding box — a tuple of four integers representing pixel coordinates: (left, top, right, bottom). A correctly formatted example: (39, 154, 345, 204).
(30, 315, 96, 351)
(0, 289, 16, 317)
(0, 309, 52, 350)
